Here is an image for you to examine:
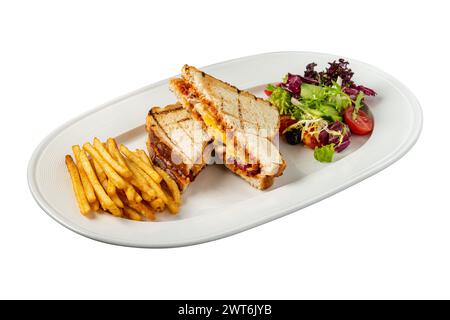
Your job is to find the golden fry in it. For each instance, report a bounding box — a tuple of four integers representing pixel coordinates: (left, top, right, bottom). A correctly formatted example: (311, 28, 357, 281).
(107, 179, 125, 208)
(124, 158, 157, 200)
(127, 201, 155, 221)
(107, 138, 128, 168)
(129, 161, 178, 214)
(83, 143, 128, 190)
(141, 192, 154, 202)
(150, 198, 165, 212)
(107, 207, 123, 217)
(123, 206, 142, 221)
(67, 138, 181, 220)
(72, 145, 97, 203)
(78, 149, 122, 217)
(93, 137, 132, 178)
(65, 155, 91, 215)
(92, 158, 107, 185)
(160, 192, 178, 214)
(118, 192, 151, 220)
(154, 166, 181, 205)
(129, 186, 142, 203)
(120, 144, 162, 183)
(90, 199, 100, 212)
(106, 178, 115, 194)
(92, 160, 125, 209)
(136, 149, 151, 164)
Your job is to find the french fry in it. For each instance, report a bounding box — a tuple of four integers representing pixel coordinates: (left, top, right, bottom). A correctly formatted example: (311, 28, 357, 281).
(105, 178, 115, 194)
(107, 138, 128, 168)
(93, 138, 132, 178)
(136, 149, 175, 206)
(136, 149, 151, 164)
(107, 145, 143, 203)
(67, 138, 182, 220)
(92, 157, 125, 209)
(127, 201, 155, 221)
(84, 143, 126, 188)
(120, 144, 162, 183)
(150, 198, 165, 212)
(78, 149, 122, 217)
(123, 206, 142, 221)
(124, 158, 157, 200)
(158, 190, 178, 214)
(118, 184, 142, 203)
(141, 192, 154, 202)
(154, 166, 181, 205)
(132, 150, 180, 211)
(131, 187, 143, 202)
(118, 192, 154, 220)
(92, 159, 107, 185)
(72, 145, 97, 203)
(65, 155, 91, 215)
(107, 179, 124, 208)
(94, 143, 142, 202)
(90, 199, 100, 212)
(127, 160, 178, 214)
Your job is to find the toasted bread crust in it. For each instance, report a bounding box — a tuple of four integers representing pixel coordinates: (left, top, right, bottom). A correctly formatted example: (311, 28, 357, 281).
(146, 104, 212, 192)
(171, 69, 285, 169)
(181, 65, 280, 137)
(224, 163, 275, 190)
(146, 105, 190, 177)
(216, 144, 284, 189)
(182, 65, 279, 118)
(169, 66, 286, 190)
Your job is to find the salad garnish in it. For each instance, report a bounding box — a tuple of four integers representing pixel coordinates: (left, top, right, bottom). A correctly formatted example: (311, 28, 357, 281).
(265, 59, 376, 162)
(314, 144, 335, 163)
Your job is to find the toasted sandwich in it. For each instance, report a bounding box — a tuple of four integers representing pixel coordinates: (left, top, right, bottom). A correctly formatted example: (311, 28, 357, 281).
(146, 103, 213, 191)
(170, 65, 286, 190)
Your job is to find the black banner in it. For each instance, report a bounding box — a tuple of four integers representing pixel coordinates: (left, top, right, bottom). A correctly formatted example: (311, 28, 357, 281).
(0, 299, 443, 318)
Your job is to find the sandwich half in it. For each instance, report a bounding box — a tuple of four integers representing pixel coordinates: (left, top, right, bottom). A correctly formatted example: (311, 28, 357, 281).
(146, 103, 213, 191)
(170, 65, 286, 190)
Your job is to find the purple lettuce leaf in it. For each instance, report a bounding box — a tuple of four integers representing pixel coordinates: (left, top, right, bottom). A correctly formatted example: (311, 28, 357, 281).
(305, 59, 377, 97)
(280, 73, 319, 97)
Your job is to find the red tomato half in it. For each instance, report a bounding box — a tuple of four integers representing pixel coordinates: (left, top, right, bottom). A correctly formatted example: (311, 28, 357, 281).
(264, 90, 273, 96)
(279, 115, 297, 135)
(344, 107, 374, 135)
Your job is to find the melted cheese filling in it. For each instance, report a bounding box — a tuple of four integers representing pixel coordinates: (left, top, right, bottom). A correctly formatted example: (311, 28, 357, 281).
(203, 113, 227, 144)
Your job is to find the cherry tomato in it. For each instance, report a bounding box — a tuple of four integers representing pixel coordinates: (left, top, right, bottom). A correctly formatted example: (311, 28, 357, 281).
(264, 90, 273, 96)
(279, 115, 297, 135)
(343, 107, 374, 135)
(302, 131, 320, 149)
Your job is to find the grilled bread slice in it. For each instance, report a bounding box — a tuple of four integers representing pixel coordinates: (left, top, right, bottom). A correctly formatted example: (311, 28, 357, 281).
(169, 65, 286, 190)
(146, 103, 212, 191)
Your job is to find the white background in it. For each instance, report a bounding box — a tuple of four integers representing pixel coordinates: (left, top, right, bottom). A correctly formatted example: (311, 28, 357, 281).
(1, 0, 449, 299)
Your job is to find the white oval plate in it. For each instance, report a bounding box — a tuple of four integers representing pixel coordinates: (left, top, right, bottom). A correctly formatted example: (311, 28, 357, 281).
(28, 52, 422, 248)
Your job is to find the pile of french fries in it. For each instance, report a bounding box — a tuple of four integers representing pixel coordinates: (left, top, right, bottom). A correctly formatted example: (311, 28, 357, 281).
(65, 137, 180, 221)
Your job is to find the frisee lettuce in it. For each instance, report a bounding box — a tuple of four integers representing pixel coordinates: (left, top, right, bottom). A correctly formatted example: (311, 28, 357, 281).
(269, 87, 292, 115)
(352, 91, 365, 120)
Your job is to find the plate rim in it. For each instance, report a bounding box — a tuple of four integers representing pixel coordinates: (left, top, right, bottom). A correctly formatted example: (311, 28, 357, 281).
(27, 51, 423, 248)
